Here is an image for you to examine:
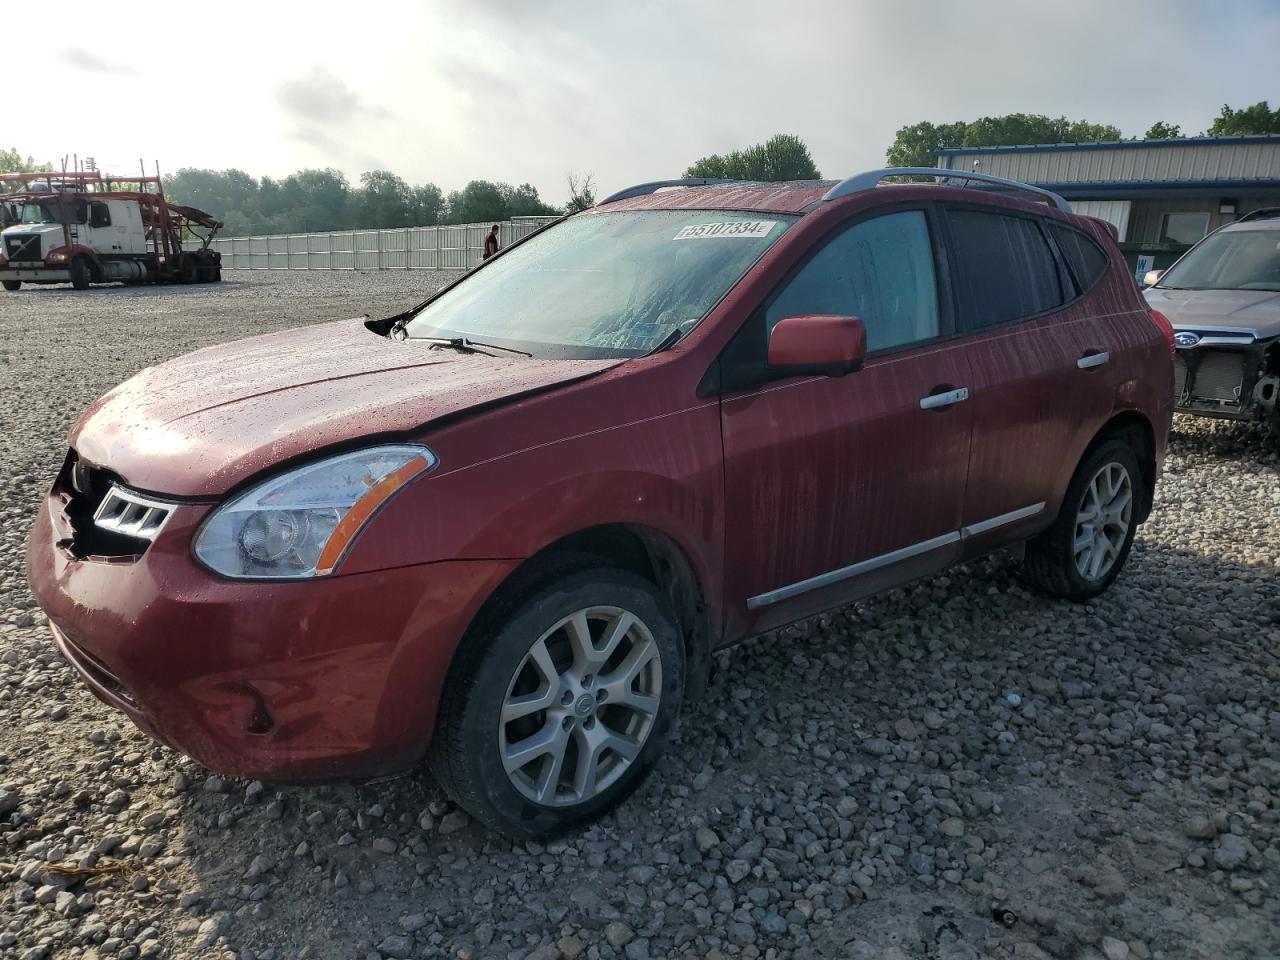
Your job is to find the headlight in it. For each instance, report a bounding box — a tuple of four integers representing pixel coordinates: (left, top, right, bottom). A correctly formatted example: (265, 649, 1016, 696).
(45, 250, 67, 264)
(193, 445, 435, 579)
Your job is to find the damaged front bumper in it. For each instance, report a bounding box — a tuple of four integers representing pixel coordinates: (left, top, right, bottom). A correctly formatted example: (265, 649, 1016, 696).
(1172, 334, 1279, 422)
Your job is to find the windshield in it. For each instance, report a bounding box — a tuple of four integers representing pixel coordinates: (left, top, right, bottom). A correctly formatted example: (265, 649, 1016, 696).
(403, 210, 795, 358)
(20, 203, 57, 225)
(1159, 228, 1280, 292)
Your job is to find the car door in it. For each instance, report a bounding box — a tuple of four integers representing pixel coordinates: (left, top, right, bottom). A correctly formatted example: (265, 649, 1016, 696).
(718, 206, 974, 634)
(940, 206, 1117, 551)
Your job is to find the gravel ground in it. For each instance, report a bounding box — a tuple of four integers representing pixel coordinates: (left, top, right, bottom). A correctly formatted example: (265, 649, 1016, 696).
(1, 272, 1277, 960)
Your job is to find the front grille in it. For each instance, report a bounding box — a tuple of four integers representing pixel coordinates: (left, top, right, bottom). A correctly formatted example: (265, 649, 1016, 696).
(1191, 352, 1246, 403)
(1173, 354, 1188, 401)
(59, 451, 173, 559)
(4, 233, 42, 262)
(93, 485, 174, 541)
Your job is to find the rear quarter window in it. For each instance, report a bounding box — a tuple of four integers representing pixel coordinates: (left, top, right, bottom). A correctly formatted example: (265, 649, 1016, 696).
(947, 209, 1065, 329)
(1048, 222, 1109, 294)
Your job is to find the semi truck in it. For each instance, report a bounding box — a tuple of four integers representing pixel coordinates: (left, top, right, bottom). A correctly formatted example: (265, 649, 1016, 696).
(0, 171, 223, 291)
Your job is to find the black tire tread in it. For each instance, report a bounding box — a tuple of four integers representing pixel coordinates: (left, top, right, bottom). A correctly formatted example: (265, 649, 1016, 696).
(429, 557, 678, 837)
(1022, 437, 1140, 602)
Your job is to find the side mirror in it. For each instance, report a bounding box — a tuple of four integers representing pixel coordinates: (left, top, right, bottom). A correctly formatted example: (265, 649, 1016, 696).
(1143, 269, 1164, 287)
(768, 314, 867, 377)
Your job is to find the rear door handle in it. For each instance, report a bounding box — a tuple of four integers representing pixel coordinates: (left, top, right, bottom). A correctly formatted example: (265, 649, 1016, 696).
(920, 387, 969, 410)
(1077, 351, 1110, 369)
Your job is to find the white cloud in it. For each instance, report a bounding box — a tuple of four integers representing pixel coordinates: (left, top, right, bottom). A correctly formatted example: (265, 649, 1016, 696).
(23, 0, 1280, 205)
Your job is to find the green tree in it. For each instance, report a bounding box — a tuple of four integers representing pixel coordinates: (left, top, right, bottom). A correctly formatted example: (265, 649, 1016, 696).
(885, 121, 968, 168)
(0, 148, 52, 191)
(1208, 101, 1280, 136)
(410, 184, 445, 226)
(352, 170, 416, 229)
(1144, 121, 1183, 139)
(447, 180, 509, 224)
(164, 168, 262, 224)
(684, 134, 821, 181)
(886, 114, 1121, 168)
(683, 154, 730, 179)
(504, 182, 559, 218)
(565, 173, 596, 213)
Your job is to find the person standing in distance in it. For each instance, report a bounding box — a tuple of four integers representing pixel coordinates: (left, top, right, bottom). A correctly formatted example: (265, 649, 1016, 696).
(483, 224, 500, 260)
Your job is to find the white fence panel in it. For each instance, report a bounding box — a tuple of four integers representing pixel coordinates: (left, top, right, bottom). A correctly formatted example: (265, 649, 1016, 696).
(210, 216, 559, 271)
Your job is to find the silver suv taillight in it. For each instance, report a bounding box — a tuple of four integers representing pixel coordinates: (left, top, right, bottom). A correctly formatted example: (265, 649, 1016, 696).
(92, 485, 175, 543)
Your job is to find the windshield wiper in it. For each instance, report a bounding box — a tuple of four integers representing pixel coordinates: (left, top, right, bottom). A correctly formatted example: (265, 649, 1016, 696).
(415, 335, 532, 358)
(648, 328, 682, 355)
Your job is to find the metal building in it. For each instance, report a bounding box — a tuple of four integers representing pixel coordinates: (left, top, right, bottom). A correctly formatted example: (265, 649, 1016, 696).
(935, 135, 1280, 277)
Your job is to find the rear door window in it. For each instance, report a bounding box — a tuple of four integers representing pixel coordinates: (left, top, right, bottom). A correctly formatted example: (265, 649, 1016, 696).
(766, 210, 940, 352)
(947, 209, 1066, 330)
(1048, 222, 1109, 294)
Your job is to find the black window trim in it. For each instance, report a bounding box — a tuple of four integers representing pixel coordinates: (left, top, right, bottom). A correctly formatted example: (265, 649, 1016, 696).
(706, 199, 955, 396)
(938, 202, 1084, 335)
(1043, 218, 1109, 300)
(89, 201, 112, 229)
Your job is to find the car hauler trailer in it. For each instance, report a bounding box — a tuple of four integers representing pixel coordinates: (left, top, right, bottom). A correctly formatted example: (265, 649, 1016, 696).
(0, 170, 223, 291)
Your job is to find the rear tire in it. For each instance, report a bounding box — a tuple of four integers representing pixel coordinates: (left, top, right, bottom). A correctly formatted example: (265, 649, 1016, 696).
(1022, 438, 1141, 601)
(1, 280, 19, 291)
(429, 566, 684, 838)
(70, 258, 92, 291)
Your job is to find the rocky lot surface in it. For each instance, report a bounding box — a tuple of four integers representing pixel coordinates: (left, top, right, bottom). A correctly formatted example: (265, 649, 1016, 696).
(0, 272, 1277, 960)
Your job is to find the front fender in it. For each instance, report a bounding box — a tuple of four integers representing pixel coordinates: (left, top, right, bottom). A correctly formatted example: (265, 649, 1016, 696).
(342, 400, 725, 602)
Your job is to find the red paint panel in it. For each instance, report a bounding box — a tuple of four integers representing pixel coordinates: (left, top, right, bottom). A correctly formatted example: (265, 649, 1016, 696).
(69, 318, 619, 497)
(25, 495, 515, 780)
(720, 344, 973, 636)
(960, 217, 1170, 536)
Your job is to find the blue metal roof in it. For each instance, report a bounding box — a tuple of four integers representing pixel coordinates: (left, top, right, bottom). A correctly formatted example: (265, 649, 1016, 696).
(1036, 178, 1280, 199)
(936, 135, 1280, 157)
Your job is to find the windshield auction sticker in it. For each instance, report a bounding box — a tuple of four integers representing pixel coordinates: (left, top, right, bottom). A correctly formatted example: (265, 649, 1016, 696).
(673, 221, 778, 240)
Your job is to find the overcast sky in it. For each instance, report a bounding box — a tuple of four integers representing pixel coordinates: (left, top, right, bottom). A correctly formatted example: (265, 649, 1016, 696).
(23, 0, 1280, 206)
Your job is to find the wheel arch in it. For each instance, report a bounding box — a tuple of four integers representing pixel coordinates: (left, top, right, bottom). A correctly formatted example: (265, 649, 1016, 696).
(458, 522, 716, 704)
(1086, 410, 1157, 523)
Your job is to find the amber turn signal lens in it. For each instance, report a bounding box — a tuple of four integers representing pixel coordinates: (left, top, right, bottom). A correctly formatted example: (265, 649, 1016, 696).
(314, 455, 432, 574)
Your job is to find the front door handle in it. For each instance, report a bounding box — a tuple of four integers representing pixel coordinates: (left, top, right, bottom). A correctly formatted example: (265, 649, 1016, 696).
(920, 387, 969, 410)
(1077, 351, 1110, 369)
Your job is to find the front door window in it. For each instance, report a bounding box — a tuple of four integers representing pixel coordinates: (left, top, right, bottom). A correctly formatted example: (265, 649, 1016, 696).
(766, 210, 940, 352)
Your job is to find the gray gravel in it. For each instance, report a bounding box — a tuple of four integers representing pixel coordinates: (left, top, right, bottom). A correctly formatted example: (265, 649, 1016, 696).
(1, 272, 1278, 960)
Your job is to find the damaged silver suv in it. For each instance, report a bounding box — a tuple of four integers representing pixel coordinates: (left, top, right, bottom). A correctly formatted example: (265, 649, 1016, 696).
(1144, 209, 1280, 433)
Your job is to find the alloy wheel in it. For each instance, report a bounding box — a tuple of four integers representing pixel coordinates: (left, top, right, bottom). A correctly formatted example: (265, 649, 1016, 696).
(1073, 461, 1133, 581)
(499, 606, 662, 807)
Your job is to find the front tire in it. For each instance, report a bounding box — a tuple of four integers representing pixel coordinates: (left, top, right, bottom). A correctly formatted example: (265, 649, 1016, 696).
(1, 279, 19, 291)
(430, 566, 684, 838)
(69, 258, 92, 290)
(1022, 438, 1141, 601)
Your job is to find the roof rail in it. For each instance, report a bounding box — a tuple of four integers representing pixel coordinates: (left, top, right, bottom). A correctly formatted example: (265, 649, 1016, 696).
(599, 178, 738, 205)
(823, 167, 1072, 212)
(1237, 207, 1280, 223)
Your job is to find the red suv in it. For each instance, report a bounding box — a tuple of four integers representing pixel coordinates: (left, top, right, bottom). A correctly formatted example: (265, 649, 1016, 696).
(27, 169, 1173, 836)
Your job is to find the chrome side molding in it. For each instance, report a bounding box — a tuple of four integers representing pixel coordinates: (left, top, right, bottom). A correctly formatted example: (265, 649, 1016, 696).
(746, 502, 1046, 609)
(961, 502, 1046, 537)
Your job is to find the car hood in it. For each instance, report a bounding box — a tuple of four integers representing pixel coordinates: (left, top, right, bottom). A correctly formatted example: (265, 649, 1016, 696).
(70, 318, 621, 497)
(1144, 287, 1280, 338)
